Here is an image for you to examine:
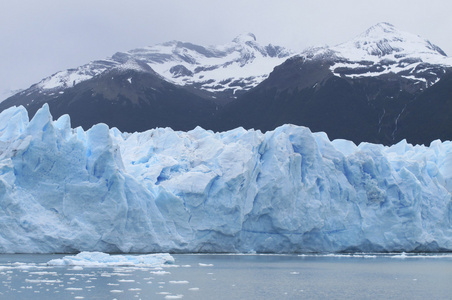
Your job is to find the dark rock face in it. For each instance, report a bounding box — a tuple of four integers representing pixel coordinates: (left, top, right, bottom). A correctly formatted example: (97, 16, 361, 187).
(0, 69, 218, 133)
(2, 59, 451, 146)
(170, 65, 194, 78)
(208, 55, 452, 145)
(2, 24, 452, 145)
(396, 72, 452, 145)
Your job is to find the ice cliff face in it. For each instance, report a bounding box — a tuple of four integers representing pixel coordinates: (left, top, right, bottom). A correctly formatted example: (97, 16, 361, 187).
(0, 105, 451, 253)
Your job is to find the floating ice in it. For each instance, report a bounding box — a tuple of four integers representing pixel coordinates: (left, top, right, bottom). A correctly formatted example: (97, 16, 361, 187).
(169, 280, 189, 284)
(0, 104, 451, 253)
(47, 252, 174, 267)
(165, 295, 184, 299)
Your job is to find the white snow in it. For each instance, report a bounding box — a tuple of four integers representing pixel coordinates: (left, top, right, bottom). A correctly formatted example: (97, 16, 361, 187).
(332, 23, 452, 64)
(38, 61, 115, 90)
(27, 34, 292, 96)
(0, 89, 21, 103)
(303, 23, 452, 84)
(0, 104, 451, 253)
(139, 35, 292, 92)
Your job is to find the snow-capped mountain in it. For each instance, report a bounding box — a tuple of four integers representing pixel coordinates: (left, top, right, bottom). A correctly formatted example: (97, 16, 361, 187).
(303, 22, 452, 89)
(124, 33, 292, 95)
(33, 33, 292, 101)
(216, 23, 452, 145)
(1, 23, 451, 145)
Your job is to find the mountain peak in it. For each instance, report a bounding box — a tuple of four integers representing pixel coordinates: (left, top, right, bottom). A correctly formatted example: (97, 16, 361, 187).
(333, 22, 449, 59)
(356, 22, 408, 45)
(232, 33, 257, 44)
(363, 22, 397, 36)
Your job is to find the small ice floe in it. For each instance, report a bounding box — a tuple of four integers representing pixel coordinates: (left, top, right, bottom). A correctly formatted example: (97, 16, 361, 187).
(117, 279, 135, 283)
(290, 272, 300, 275)
(188, 287, 200, 291)
(198, 263, 213, 267)
(169, 280, 189, 284)
(47, 252, 174, 267)
(150, 270, 171, 275)
(393, 252, 408, 259)
(110, 290, 124, 293)
(165, 295, 184, 299)
(25, 279, 62, 283)
(29, 271, 58, 276)
(65, 287, 83, 291)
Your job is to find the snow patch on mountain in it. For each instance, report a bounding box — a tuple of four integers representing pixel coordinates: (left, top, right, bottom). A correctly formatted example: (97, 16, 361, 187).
(125, 33, 293, 94)
(37, 60, 119, 90)
(0, 89, 22, 103)
(335, 22, 449, 62)
(302, 23, 452, 87)
(27, 33, 292, 98)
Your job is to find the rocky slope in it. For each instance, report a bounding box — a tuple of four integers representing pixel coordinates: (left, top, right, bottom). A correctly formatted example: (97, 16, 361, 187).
(1, 23, 451, 145)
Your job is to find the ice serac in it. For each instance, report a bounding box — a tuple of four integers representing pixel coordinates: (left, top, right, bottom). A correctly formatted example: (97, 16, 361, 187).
(0, 105, 451, 253)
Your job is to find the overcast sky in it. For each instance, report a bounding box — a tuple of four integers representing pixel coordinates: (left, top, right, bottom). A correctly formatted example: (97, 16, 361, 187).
(1, 0, 451, 99)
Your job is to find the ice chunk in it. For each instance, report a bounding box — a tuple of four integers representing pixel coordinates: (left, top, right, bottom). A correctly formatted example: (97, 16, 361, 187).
(47, 252, 174, 267)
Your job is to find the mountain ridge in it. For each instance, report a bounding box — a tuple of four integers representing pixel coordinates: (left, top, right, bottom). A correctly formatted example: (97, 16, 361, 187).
(1, 23, 451, 145)
(17, 33, 293, 104)
(211, 23, 452, 145)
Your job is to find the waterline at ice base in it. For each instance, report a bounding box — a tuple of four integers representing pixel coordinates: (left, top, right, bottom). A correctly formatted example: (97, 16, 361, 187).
(0, 104, 450, 253)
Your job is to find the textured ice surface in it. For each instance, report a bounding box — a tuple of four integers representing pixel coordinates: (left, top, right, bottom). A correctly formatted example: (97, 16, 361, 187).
(47, 252, 174, 267)
(0, 105, 451, 253)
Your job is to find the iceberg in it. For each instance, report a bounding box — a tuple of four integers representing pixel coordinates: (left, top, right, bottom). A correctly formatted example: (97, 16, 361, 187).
(47, 251, 174, 267)
(0, 104, 451, 253)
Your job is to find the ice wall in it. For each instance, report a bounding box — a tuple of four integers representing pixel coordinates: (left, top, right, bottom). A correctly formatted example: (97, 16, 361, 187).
(0, 104, 451, 253)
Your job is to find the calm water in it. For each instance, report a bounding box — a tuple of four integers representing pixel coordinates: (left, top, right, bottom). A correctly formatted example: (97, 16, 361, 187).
(0, 253, 451, 299)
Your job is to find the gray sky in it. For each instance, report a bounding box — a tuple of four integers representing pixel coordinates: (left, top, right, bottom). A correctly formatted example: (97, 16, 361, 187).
(1, 0, 451, 98)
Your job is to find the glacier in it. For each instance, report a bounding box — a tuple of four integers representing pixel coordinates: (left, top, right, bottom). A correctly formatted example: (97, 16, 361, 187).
(0, 104, 451, 253)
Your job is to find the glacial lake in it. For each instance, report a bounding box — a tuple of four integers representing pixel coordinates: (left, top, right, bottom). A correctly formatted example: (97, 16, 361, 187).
(0, 253, 451, 299)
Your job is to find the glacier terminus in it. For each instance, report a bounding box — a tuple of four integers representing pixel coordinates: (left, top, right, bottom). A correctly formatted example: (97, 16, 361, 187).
(0, 104, 451, 253)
